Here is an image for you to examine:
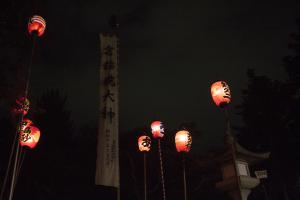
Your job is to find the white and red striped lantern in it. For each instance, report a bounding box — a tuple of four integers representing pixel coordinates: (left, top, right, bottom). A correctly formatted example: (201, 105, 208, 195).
(19, 126, 41, 149)
(28, 15, 46, 37)
(211, 81, 231, 107)
(138, 135, 151, 152)
(151, 121, 164, 138)
(175, 130, 192, 153)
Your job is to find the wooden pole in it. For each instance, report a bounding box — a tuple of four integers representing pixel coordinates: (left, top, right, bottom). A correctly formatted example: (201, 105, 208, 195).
(7, 32, 37, 200)
(158, 139, 166, 200)
(182, 154, 187, 200)
(8, 138, 20, 200)
(143, 153, 147, 200)
(224, 107, 242, 200)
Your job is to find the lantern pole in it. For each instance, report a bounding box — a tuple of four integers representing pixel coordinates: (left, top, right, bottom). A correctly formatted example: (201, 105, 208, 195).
(8, 131, 21, 200)
(143, 153, 147, 200)
(223, 107, 242, 200)
(7, 31, 38, 200)
(182, 153, 187, 200)
(0, 116, 20, 199)
(15, 148, 26, 183)
(158, 139, 166, 200)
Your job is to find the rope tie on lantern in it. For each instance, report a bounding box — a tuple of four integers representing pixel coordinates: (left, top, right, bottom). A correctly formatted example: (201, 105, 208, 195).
(158, 139, 166, 200)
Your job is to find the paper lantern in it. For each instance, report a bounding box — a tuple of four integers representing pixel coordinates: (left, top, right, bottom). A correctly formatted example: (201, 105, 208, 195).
(21, 119, 33, 131)
(175, 130, 192, 153)
(211, 81, 231, 107)
(13, 97, 30, 116)
(151, 121, 164, 138)
(138, 135, 151, 152)
(19, 126, 41, 149)
(28, 15, 46, 37)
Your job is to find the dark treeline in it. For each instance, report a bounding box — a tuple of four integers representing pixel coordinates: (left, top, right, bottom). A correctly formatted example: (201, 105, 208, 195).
(236, 20, 300, 200)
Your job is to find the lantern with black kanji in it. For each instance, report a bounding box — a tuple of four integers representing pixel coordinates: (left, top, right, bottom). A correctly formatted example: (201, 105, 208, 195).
(211, 81, 231, 107)
(28, 15, 46, 37)
(21, 119, 33, 131)
(175, 130, 192, 153)
(138, 135, 151, 152)
(19, 126, 41, 149)
(151, 121, 164, 138)
(13, 97, 30, 116)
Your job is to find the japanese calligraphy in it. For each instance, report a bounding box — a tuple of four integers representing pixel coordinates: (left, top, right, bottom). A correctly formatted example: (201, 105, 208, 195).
(103, 45, 114, 56)
(142, 137, 151, 148)
(221, 81, 231, 99)
(103, 75, 116, 87)
(102, 107, 115, 123)
(103, 90, 115, 102)
(21, 128, 31, 142)
(103, 60, 115, 70)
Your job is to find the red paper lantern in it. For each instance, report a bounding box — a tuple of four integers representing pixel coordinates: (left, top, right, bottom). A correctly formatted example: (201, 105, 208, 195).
(175, 130, 192, 153)
(28, 15, 46, 37)
(21, 119, 33, 131)
(13, 97, 30, 116)
(19, 126, 41, 149)
(151, 121, 164, 138)
(138, 135, 151, 152)
(211, 81, 231, 107)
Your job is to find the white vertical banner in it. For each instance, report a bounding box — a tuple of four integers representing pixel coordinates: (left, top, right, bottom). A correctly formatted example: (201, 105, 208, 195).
(95, 33, 120, 188)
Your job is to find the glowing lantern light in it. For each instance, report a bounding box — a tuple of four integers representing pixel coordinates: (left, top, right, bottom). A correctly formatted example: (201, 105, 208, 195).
(19, 126, 41, 149)
(13, 97, 30, 116)
(151, 121, 164, 138)
(211, 81, 231, 107)
(138, 135, 151, 152)
(21, 119, 33, 131)
(28, 15, 46, 37)
(175, 130, 192, 153)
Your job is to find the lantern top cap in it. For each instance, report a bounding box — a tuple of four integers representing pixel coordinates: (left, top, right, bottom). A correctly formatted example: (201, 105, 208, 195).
(175, 130, 192, 153)
(151, 120, 164, 138)
(28, 15, 46, 36)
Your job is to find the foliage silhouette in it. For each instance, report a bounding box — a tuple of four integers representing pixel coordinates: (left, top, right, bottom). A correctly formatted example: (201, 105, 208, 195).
(236, 19, 300, 200)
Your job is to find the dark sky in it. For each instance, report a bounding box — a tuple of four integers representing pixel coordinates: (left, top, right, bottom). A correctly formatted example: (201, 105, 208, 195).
(29, 0, 300, 151)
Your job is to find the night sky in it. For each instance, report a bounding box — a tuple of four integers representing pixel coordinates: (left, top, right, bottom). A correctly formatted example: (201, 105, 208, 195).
(29, 0, 299, 151)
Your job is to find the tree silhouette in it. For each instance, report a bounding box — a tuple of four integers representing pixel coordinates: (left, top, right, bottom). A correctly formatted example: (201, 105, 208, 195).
(236, 19, 300, 200)
(235, 69, 287, 152)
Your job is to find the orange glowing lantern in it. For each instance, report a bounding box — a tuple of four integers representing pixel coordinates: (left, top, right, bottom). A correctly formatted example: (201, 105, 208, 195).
(175, 130, 192, 153)
(19, 126, 41, 149)
(151, 121, 164, 138)
(211, 81, 231, 107)
(13, 97, 30, 116)
(28, 15, 46, 37)
(21, 119, 33, 131)
(138, 135, 151, 152)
